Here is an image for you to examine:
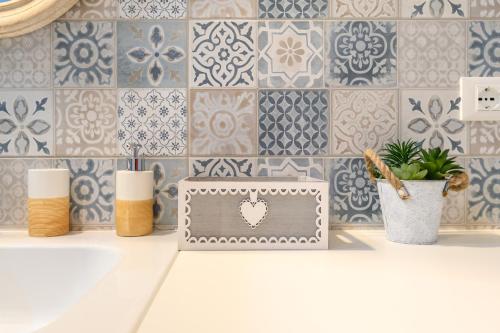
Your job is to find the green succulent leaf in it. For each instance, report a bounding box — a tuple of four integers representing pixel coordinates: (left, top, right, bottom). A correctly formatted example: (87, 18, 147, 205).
(418, 147, 463, 180)
(381, 140, 421, 168)
(391, 163, 428, 180)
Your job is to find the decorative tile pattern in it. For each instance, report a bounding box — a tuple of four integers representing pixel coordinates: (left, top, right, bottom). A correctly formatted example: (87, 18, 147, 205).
(400, 90, 467, 154)
(258, 0, 328, 18)
(149, 159, 186, 226)
(0, 26, 51, 88)
(470, 0, 500, 17)
(331, 90, 397, 155)
(0, 91, 53, 156)
(119, 0, 187, 19)
(63, 0, 117, 19)
(0, 159, 52, 226)
(117, 21, 187, 88)
(117, 88, 187, 157)
(469, 21, 500, 77)
(191, 21, 256, 88)
(190, 0, 257, 17)
(471, 121, 500, 155)
(190, 158, 255, 177)
(468, 158, 500, 224)
(442, 158, 466, 225)
(331, 0, 397, 18)
(190, 90, 257, 155)
(401, 0, 467, 18)
(258, 21, 323, 88)
(53, 21, 114, 88)
(325, 21, 397, 87)
(258, 90, 328, 156)
(327, 158, 382, 224)
(57, 159, 115, 225)
(257, 158, 324, 179)
(55, 90, 117, 156)
(399, 21, 465, 88)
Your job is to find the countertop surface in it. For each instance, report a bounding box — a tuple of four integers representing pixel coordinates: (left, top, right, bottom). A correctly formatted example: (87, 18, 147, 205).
(138, 230, 500, 333)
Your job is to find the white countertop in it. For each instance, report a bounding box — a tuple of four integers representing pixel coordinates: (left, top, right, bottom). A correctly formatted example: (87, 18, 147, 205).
(138, 230, 500, 333)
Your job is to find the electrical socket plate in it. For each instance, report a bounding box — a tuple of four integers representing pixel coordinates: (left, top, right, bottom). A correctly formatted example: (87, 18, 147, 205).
(460, 77, 500, 121)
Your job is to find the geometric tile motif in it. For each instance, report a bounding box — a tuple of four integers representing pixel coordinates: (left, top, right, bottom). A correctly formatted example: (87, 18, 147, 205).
(401, 0, 467, 18)
(190, 90, 257, 155)
(257, 157, 324, 179)
(117, 88, 187, 157)
(258, 0, 328, 18)
(469, 21, 500, 77)
(190, 158, 255, 177)
(53, 21, 115, 88)
(117, 21, 187, 88)
(470, 121, 500, 155)
(325, 21, 397, 87)
(0, 90, 53, 156)
(55, 89, 117, 156)
(331, 90, 398, 155)
(0, 26, 51, 88)
(63, 0, 117, 19)
(190, 0, 257, 17)
(332, 0, 397, 18)
(400, 90, 467, 154)
(258, 21, 323, 88)
(119, 0, 187, 19)
(259, 90, 328, 156)
(191, 21, 256, 87)
(468, 158, 500, 224)
(470, 0, 500, 18)
(399, 21, 466, 88)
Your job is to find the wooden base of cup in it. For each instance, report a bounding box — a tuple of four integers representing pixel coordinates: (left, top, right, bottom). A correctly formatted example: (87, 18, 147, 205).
(28, 197, 70, 237)
(116, 199, 153, 237)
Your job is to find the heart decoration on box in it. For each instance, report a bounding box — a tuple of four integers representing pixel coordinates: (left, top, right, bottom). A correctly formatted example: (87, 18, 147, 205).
(239, 191, 268, 229)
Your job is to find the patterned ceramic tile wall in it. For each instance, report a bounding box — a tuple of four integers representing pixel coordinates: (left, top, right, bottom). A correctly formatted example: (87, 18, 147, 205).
(1, 0, 500, 229)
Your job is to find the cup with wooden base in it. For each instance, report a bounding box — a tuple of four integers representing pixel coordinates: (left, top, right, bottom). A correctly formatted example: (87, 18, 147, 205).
(28, 169, 70, 237)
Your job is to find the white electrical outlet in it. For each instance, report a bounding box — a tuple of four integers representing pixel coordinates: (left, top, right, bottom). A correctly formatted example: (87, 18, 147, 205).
(460, 77, 500, 121)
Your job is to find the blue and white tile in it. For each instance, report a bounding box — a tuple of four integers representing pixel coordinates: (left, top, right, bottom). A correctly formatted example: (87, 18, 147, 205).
(190, 158, 256, 177)
(119, 0, 187, 19)
(468, 158, 500, 224)
(325, 21, 397, 87)
(53, 21, 114, 88)
(63, 0, 117, 19)
(401, 0, 467, 18)
(470, 121, 500, 155)
(258, 0, 328, 18)
(191, 21, 257, 88)
(327, 158, 382, 224)
(258, 21, 323, 88)
(257, 158, 324, 179)
(259, 90, 328, 156)
(400, 90, 467, 154)
(471, 0, 500, 17)
(331, 0, 397, 17)
(56, 159, 115, 225)
(469, 21, 500, 77)
(0, 90, 53, 156)
(117, 21, 187, 88)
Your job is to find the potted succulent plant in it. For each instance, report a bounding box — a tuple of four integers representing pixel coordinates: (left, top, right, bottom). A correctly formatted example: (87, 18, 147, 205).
(364, 140, 469, 245)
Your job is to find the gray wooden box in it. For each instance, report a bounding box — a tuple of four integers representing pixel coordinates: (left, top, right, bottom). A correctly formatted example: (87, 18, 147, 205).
(178, 177, 329, 250)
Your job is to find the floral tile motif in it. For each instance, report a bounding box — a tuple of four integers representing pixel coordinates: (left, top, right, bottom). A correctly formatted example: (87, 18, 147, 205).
(327, 158, 382, 224)
(331, 0, 397, 17)
(190, 158, 256, 177)
(119, 0, 186, 18)
(117, 21, 187, 88)
(0, 26, 51, 88)
(190, 90, 257, 155)
(55, 90, 117, 156)
(258, 0, 328, 18)
(259, 90, 328, 156)
(148, 159, 187, 226)
(469, 21, 500, 77)
(399, 21, 466, 88)
(53, 21, 114, 88)
(190, 0, 257, 17)
(468, 158, 500, 224)
(401, 0, 467, 18)
(0, 159, 52, 226)
(400, 90, 467, 154)
(470, 121, 500, 155)
(258, 21, 323, 88)
(325, 21, 396, 87)
(117, 88, 187, 157)
(63, 0, 117, 19)
(191, 21, 256, 88)
(471, 0, 500, 17)
(0, 91, 53, 156)
(56, 159, 115, 225)
(331, 90, 397, 155)
(257, 158, 324, 179)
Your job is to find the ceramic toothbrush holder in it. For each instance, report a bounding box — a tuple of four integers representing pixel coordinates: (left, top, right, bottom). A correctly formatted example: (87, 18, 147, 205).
(28, 169, 70, 237)
(116, 171, 154, 237)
